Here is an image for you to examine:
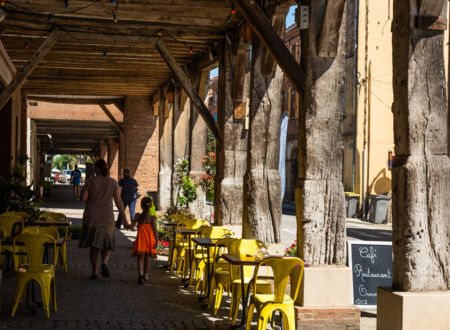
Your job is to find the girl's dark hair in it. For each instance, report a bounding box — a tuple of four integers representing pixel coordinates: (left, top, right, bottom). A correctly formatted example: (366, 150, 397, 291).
(94, 159, 108, 177)
(140, 197, 152, 213)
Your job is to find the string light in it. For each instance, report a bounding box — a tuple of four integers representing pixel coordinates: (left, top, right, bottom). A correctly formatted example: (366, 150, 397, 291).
(226, 15, 231, 23)
(189, 46, 193, 54)
(64, 0, 69, 9)
(231, 5, 236, 14)
(0, 1, 5, 7)
(113, 13, 118, 23)
(103, 51, 107, 58)
(48, 14, 53, 22)
(24, 42, 28, 49)
(110, 0, 115, 3)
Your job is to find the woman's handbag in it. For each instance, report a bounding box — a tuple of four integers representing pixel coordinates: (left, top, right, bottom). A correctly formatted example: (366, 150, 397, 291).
(133, 192, 141, 200)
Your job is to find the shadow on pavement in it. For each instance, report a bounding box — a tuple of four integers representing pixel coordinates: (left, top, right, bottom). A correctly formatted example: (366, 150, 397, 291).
(346, 228, 392, 241)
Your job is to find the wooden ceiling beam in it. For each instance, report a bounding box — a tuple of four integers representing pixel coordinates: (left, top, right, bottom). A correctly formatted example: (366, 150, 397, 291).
(155, 37, 222, 144)
(99, 104, 123, 136)
(0, 30, 58, 111)
(3, 1, 233, 27)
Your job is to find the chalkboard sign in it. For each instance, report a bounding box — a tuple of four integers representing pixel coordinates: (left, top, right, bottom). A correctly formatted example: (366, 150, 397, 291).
(347, 241, 393, 307)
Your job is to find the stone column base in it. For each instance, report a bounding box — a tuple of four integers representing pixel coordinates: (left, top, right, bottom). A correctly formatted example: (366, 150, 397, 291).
(295, 266, 360, 329)
(377, 288, 450, 330)
(296, 306, 360, 330)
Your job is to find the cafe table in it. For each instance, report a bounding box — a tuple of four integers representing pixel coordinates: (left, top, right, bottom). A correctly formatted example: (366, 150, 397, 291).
(221, 253, 266, 329)
(191, 237, 222, 305)
(174, 228, 198, 283)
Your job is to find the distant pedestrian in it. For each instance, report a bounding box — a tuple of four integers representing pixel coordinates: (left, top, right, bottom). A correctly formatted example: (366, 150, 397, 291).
(116, 169, 139, 229)
(79, 159, 128, 280)
(71, 164, 82, 200)
(131, 196, 158, 284)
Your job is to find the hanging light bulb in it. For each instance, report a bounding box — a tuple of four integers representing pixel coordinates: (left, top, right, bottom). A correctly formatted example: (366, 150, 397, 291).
(226, 15, 231, 23)
(231, 5, 236, 14)
(0, 1, 5, 7)
(65, 0, 69, 8)
(189, 46, 193, 54)
(24, 42, 29, 49)
(113, 13, 118, 23)
(110, 0, 115, 3)
(103, 51, 107, 58)
(48, 14, 53, 22)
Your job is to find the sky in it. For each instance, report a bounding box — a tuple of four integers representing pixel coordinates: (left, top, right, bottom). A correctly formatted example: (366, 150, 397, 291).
(209, 5, 297, 79)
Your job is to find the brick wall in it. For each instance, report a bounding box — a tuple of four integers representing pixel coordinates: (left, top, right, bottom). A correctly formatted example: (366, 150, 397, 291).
(296, 306, 361, 330)
(123, 96, 159, 208)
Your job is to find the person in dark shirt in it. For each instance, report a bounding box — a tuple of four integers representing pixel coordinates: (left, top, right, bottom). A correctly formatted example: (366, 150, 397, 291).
(116, 169, 139, 229)
(71, 164, 82, 200)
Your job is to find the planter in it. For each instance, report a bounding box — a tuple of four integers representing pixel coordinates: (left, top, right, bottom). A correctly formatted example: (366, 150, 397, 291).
(157, 247, 170, 256)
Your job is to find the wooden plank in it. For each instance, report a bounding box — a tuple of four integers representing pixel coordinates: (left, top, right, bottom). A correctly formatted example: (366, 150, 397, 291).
(0, 41, 16, 87)
(415, 15, 447, 30)
(317, 0, 346, 58)
(0, 30, 57, 111)
(154, 37, 222, 143)
(99, 104, 123, 136)
(233, 0, 306, 92)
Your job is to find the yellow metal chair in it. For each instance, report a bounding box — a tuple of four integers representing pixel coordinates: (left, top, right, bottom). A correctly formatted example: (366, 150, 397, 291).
(229, 239, 272, 325)
(11, 233, 58, 318)
(246, 257, 305, 330)
(0, 226, 5, 269)
(1, 211, 30, 220)
(39, 213, 68, 272)
(0, 215, 24, 269)
(188, 226, 234, 291)
(173, 219, 209, 277)
(208, 237, 236, 314)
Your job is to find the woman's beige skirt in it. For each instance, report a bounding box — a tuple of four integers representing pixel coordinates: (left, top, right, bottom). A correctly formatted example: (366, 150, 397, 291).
(79, 222, 115, 250)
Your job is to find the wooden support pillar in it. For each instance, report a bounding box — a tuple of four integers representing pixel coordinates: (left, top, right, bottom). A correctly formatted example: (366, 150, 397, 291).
(99, 139, 107, 160)
(20, 95, 27, 154)
(0, 31, 57, 111)
(242, 6, 288, 243)
(390, 0, 450, 291)
(107, 138, 119, 181)
(158, 88, 173, 210)
(188, 70, 208, 218)
(171, 87, 190, 206)
(215, 38, 248, 225)
(296, 0, 347, 265)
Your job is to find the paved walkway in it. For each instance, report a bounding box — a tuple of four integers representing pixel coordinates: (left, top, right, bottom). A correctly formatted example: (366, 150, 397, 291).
(0, 183, 376, 329)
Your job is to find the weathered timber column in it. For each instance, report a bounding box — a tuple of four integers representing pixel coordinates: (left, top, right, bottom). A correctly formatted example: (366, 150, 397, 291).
(172, 87, 190, 205)
(123, 96, 159, 210)
(377, 2, 450, 328)
(215, 39, 248, 225)
(293, 3, 361, 328)
(99, 139, 107, 160)
(158, 89, 173, 210)
(187, 70, 208, 218)
(296, 1, 347, 265)
(242, 7, 287, 243)
(107, 138, 119, 181)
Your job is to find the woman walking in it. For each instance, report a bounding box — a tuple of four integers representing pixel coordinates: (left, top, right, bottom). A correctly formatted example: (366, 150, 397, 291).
(79, 159, 128, 279)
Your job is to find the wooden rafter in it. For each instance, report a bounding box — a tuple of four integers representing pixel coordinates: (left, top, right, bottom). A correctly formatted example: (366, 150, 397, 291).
(317, 0, 346, 58)
(99, 104, 123, 136)
(233, 0, 306, 92)
(0, 30, 58, 110)
(155, 37, 222, 144)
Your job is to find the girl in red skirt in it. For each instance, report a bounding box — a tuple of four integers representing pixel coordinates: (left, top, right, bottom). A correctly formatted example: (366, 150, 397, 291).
(132, 197, 158, 284)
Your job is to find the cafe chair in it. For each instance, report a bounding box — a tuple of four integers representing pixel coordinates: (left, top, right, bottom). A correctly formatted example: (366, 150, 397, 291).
(39, 213, 68, 272)
(39, 227, 67, 272)
(245, 257, 305, 330)
(0, 215, 24, 269)
(172, 219, 209, 277)
(11, 233, 58, 318)
(229, 239, 272, 326)
(167, 213, 188, 222)
(1, 211, 30, 220)
(0, 227, 5, 270)
(188, 226, 234, 292)
(208, 237, 235, 314)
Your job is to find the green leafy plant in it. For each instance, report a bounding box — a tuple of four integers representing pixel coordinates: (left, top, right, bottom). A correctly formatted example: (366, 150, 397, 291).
(173, 158, 198, 209)
(58, 225, 82, 240)
(285, 240, 297, 257)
